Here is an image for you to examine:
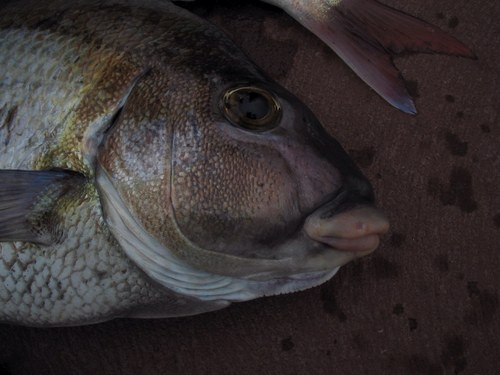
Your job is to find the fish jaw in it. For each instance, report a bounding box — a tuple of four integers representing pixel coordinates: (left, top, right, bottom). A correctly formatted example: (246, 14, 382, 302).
(304, 205, 389, 254)
(96, 164, 342, 302)
(96, 163, 371, 304)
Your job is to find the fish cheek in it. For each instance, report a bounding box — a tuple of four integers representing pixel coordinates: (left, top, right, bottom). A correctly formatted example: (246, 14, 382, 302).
(171, 136, 301, 257)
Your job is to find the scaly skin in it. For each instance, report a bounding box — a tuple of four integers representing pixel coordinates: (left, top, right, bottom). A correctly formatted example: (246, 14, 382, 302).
(0, 10, 154, 326)
(0, 0, 245, 326)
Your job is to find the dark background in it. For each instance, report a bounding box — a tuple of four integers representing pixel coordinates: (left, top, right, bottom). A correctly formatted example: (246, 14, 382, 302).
(1, 0, 498, 374)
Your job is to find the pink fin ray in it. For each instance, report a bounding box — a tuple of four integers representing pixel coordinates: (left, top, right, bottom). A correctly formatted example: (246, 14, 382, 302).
(283, 0, 475, 113)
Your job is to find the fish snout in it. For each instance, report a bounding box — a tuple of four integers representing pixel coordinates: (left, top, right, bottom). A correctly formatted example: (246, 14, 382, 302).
(304, 204, 389, 255)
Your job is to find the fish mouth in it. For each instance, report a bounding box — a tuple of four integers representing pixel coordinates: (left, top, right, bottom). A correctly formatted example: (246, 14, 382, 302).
(303, 193, 390, 255)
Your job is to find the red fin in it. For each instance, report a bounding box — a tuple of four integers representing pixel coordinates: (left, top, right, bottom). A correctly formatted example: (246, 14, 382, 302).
(285, 0, 475, 113)
(337, 0, 475, 56)
(314, 20, 418, 114)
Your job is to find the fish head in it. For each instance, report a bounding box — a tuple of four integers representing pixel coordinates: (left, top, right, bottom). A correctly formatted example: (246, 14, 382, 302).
(96, 60, 388, 300)
(166, 80, 388, 263)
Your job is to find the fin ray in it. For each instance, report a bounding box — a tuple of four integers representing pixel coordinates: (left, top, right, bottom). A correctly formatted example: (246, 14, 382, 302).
(318, 21, 417, 113)
(337, 0, 475, 57)
(0, 169, 85, 244)
(275, 0, 474, 112)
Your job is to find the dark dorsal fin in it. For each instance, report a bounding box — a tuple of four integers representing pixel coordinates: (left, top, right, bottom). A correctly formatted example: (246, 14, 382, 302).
(0, 169, 85, 245)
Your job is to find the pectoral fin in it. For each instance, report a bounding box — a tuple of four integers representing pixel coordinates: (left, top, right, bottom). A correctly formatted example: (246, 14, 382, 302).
(0, 169, 85, 245)
(272, 0, 475, 113)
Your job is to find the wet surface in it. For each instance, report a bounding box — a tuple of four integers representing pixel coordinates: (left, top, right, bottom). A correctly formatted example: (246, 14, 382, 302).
(444, 131, 468, 156)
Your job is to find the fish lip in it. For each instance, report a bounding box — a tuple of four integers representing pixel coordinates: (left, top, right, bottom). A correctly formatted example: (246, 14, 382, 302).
(303, 190, 389, 254)
(314, 233, 382, 254)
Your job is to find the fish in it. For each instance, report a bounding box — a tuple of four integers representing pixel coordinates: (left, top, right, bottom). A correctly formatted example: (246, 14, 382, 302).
(0, 0, 390, 326)
(199, 0, 474, 114)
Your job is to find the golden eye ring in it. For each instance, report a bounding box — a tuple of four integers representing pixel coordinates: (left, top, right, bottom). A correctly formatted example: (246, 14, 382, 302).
(221, 86, 282, 131)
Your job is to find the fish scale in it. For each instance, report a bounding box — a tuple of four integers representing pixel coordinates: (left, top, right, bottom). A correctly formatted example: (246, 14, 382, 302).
(0, 4, 174, 325)
(0, 209, 167, 325)
(0, 0, 272, 325)
(0, 28, 83, 170)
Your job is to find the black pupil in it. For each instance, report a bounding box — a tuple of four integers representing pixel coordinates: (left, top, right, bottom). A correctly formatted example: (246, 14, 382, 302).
(237, 92, 270, 120)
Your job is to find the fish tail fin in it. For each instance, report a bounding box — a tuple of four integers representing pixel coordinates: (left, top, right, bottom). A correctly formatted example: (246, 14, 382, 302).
(282, 0, 475, 113)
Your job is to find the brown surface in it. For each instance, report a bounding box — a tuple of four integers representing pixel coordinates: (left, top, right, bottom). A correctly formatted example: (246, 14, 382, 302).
(0, 0, 498, 374)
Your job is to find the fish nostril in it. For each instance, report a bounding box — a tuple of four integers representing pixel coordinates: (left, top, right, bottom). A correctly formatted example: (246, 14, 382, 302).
(315, 175, 376, 221)
(343, 175, 375, 205)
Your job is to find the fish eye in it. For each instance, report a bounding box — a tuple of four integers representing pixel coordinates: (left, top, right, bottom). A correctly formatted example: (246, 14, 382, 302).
(221, 86, 281, 131)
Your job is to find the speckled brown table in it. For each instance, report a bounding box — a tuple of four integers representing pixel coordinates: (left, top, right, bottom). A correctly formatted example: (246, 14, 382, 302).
(0, 1, 498, 374)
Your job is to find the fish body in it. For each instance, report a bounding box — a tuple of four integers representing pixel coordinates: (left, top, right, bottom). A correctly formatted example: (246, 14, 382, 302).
(0, 0, 389, 326)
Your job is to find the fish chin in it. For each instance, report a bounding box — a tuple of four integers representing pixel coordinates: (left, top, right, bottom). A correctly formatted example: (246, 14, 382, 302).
(96, 165, 343, 306)
(240, 268, 341, 300)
